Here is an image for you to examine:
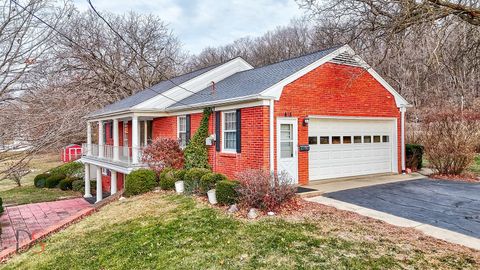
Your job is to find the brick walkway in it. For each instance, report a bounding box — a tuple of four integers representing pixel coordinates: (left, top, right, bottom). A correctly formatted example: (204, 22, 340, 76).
(0, 198, 93, 251)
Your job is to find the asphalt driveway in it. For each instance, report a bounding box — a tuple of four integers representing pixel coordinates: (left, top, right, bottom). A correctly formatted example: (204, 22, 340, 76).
(324, 179, 480, 238)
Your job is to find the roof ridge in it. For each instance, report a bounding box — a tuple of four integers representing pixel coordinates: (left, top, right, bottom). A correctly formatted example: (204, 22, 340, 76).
(254, 45, 343, 69)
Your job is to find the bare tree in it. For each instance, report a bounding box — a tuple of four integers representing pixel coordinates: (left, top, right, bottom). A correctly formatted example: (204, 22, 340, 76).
(0, 6, 185, 180)
(187, 19, 317, 70)
(0, 0, 68, 104)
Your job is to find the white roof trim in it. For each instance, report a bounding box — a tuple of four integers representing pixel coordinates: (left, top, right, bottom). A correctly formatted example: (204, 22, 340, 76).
(133, 57, 254, 110)
(260, 44, 409, 107)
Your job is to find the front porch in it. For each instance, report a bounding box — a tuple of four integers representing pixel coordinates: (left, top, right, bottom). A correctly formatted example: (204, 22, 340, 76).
(81, 114, 157, 202)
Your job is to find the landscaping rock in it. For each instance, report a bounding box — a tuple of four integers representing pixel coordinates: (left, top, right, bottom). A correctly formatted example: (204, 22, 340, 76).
(267, 211, 275, 216)
(119, 197, 126, 201)
(227, 204, 238, 213)
(247, 208, 258, 219)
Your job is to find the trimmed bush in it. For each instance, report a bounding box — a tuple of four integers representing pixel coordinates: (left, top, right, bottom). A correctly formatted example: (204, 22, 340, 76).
(125, 169, 157, 196)
(216, 180, 240, 205)
(59, 178, 76, 191)
(159, 168, 176, 190)
(34, 173, 50, 188)
(406, 144, 424, 170)
(50, 162, 84, 178)
(183, 168, 210, 194)
(45, 174, 66, 188)
(174, 169, 187, 181)
(72, 179, 96, 193)
(72, 179, 84, 192)
(199, 173, 228, 195)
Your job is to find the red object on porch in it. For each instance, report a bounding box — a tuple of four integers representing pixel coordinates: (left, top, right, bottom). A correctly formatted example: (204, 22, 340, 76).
(61, 144, 82, 163)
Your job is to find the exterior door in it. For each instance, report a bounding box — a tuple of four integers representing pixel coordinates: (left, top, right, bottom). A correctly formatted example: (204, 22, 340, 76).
(277, 118, 298, 184)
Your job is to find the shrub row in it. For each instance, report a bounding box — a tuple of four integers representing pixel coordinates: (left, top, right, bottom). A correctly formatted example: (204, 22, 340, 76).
(33, 161, 85, 191)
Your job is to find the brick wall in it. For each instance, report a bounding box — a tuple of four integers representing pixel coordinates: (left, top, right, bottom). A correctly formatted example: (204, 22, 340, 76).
(275, 62, 401, 184)
(151, 106, 270, 179)
(101, 172, 124, 193)
(152, 116, 177, 139)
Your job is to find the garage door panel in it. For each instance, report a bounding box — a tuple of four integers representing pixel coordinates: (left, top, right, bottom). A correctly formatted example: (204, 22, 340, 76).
(308, 118, 394, 180)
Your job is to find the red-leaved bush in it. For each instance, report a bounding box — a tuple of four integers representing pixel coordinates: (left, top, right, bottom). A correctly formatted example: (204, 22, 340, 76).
(236, 169, 297, 211)
(142, 137, 184, 175)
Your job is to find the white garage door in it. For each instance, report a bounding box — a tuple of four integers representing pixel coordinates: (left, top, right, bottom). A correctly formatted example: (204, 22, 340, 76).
(308, 118, 396, 180)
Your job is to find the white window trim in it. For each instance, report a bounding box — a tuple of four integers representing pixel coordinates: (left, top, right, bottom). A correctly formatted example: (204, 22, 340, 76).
(221, 110, 237, 153)
(177, 115, 187, 149)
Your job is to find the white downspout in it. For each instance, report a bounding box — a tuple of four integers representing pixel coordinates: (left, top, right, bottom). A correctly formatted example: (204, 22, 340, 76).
(400, 106, 406, 174)
(269, 99, 275, 173)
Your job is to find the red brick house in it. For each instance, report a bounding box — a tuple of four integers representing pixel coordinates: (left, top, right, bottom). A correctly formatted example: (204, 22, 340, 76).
(80, 45, 409, 201)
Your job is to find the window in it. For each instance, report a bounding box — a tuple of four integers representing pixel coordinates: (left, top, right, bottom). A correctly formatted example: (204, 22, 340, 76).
(354, 136, 362, 143)
(332, 136, 341, 144)
(139, 121, 153, 147)
(178, 116, 187, 148)
(308, 136, 317, 145)
(373, 135, 381, 143)
(280, 124, 293, 158)
(382, 135, 389, 143)
(364, 136, 372, 143)
(223, 111, 237, 151)
(343, 136, 352, 144)
(101, 168, 110, 176)
(320, 136, 329, 144)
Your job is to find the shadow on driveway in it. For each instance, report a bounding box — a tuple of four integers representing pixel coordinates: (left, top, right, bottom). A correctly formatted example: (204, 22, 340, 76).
(325, 179, 480, 238)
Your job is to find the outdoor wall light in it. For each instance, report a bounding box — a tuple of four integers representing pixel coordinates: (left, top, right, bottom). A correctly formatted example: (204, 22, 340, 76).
(303, 117, 310, 126)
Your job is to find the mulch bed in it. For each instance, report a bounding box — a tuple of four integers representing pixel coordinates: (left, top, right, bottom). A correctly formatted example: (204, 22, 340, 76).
(430, 173, 480, 183)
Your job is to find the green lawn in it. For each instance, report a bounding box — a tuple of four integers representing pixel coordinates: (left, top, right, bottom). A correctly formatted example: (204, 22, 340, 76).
(0, 153, 81, 205)
(0, 186, 80, 206)
(3, 193, 478, 269)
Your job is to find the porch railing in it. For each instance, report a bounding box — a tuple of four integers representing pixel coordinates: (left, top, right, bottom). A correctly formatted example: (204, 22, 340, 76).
(81, 143, 143, 166)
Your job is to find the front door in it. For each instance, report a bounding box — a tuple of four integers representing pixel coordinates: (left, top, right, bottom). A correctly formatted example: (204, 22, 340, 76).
(277, 118, 298, 184)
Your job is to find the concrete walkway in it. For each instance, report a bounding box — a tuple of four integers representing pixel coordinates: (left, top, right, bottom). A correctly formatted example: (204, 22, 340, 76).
(298, 173, 425, 197)
(0, 198, 93, 252)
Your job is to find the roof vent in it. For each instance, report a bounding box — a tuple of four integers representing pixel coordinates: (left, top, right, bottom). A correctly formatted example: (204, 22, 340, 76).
(329, 52, 361, 67)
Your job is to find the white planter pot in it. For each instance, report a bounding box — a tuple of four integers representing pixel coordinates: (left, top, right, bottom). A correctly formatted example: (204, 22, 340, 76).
(207, 189, 217, 205)
(175, 181, 184, 194)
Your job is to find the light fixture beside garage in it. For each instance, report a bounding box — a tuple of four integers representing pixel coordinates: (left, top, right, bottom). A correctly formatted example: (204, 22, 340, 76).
(303, 117, 310, 126)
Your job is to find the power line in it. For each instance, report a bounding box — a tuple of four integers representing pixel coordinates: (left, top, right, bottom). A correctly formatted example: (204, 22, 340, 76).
(10, 0, 197, 109)
(87, 0, 212, 99)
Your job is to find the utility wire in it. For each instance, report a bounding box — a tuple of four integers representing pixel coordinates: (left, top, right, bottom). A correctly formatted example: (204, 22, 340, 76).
(10, 0, 197, 109)
(87, 0, 213, 98)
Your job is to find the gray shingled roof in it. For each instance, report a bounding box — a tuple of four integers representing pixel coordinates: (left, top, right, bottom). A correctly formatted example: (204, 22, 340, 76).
(89, 63, 222, 117)
(167, 46, 341, 109)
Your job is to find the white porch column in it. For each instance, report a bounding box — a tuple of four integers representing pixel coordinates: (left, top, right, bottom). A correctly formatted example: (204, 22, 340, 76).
(98, 120, 104, 158)
(113, 119, 119, 161)
(96, 165, 103, 202)
(400, 106, 406, 174)
(87, 122, 92, 156)
(110, 170, 117, 195)
(131, 116, 139, 164)
(83, 163, 92, 198)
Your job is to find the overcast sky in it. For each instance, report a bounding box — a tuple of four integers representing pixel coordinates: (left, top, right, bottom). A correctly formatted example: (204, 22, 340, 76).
(73, 0, 304, 54)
